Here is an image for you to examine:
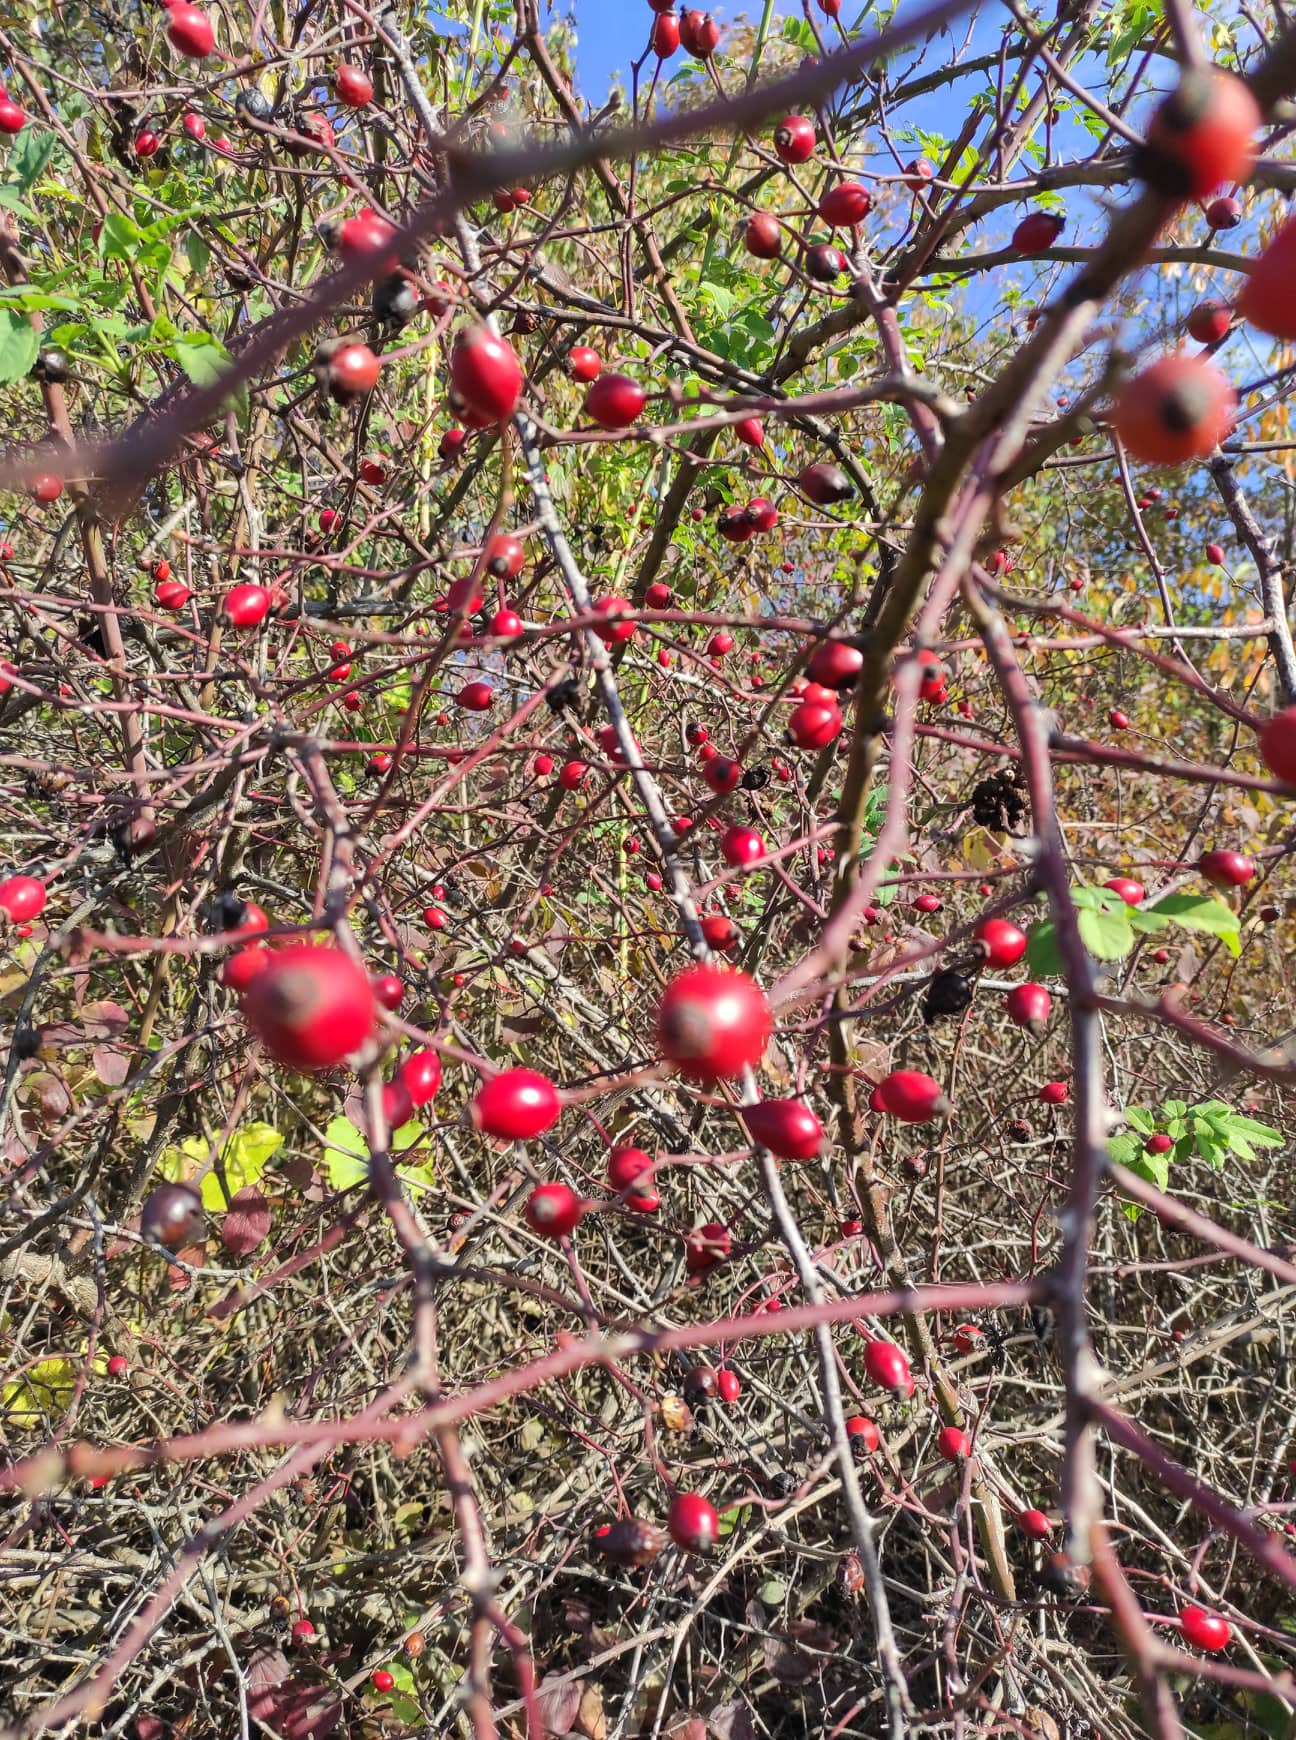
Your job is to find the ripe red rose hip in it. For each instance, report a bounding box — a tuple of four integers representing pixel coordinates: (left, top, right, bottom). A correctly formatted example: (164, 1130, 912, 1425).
(1110, 354, 1235, 465)
(863, 1339, 912, 1392)
(720, 825, 764, 867)
(400, 1048, 442, 1106)
(797, 461, 853, 505)
(221, 582, 272, 627)
(1011, 210, 1064, 254)
(1019, 1508, 1051, 1540)
(788, 698, 843, 749)
(937, 1426, 969, 1461)
(803, 242, 848, 282)
(0, 875, 46, 922)
(326, 341, 380, 403)
(680, 9, 721, 55)
(1238, 215, 1296, 339)
(585, 373, 646, 429)
(607, 1146, 659, 1212)
(240, 945, 377, 1070)
(1199, 848, 1254, 886)
(773, 115, 815, 163)
(1259, 706, 1296, 784)
(1040, 1080, 1069, 1105)
(166, 1, 215, 57)
(333, 63, 373, 107)
(878, 1069, 948, 1123)
(807, 639, 864, 689)
(975, 917, 1027, 968)
(524, 1182, 584, 1238)
(651, 10, 680, 55)
(1179, 1604, 1230, 1651)
(846, 1414, 880, 1451)
(1005, 982, 1051, 1029)
(1139, 69, 1259, 200)
(1104, 876, 1145, 905)
(668, 1492, 719, 1552)
(741, 1097, 826, 1160)
(657, 963, 771, 1081)
(1187, 300, 1231, 345)
(567, 345, 601, 382)
(819, 181, 872, 226)
(744, 212, 783, 258)
(473, 1068, 561, 1140)
(451, 324, 523, 423)
(0, 98, 24, 134)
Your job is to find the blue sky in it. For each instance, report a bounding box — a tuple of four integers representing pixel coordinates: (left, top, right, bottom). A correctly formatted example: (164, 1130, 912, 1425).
(554, 1, 798, 101)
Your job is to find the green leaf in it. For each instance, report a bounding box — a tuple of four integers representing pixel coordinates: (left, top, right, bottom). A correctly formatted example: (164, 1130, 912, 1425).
(1194, 1133, 1226, 1170)
(1025, 918, 1062, 978)
(323, 1115, 369, 1193)
(169, 331, 231, 389)
(99, 211, 142, 262)
(157, 1120, 283, 1210)
(1124, 1106, 1155, 1133)
(1126, 905, 1170, 933)
(7, 128, 59, 193)
(1148, 892, 1241, 956)
(1077, 901, 1133, 960)
(0, 307, 37, 384)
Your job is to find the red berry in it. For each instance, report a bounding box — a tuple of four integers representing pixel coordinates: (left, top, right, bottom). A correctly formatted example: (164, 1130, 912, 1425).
(797, 462, 852, 505)
(716, 1367, 741, 1404)
(645, 581, 672, 608)
(592, 596, 637, 643)
(846, 1414, 880, 1451)
(807, 639, 864, 689)
(903, 157, 934, 185)
(291, 1619, 316, 1643)
(326, 341, 381, 404)
(241, 945, 377, 1070)
(166, 2, 215, 57)
(134, 129, 161, 158)
(803, 241, 848, 282)
(703, 755, 741, 794)
(1110, 354, 1235, 465)
(586, 373, 646, 429)
(668, 1492, 719, 1552)
(371, 1669, 395, 1693)
(952, 1324, 982, 1355)
(1145, 1131, 1174, 1155)
(221, 582, 272, 627)
(746, 496, 777, 533)
(457, 680, 493, 712)
(685, 1220, 731, 1273)
(524, 1182, 584, 1238)
(490, 607, 523, 639)
(720, 826, 764, 867)
(1238, 214, 1296, 339)
(1206, 194, 1242, 229)
(819, 180, 872, 226)
(657, 963, 771, 1082)
(741, 1097, 826, 1160)
(878, 1069, 948, 1123)
(568, 345, 601, 382)
(31, 472, 63, 504)
(863, 1339, 912, 1392)
(106, 1354, 128, 1376)
(1187, 301, 1231, 345)
(1259, 706, 1296, 784)
(937, 1425, 969, 1461)
(1179, 1604, 1230, 1652)
(533, 753, 554, 777)
(473, 1068, 561, 1140)
(913, 893, 942, 915)
(744, 212, 782, 258)
(1140, 69, 1259, 200)
(382, 1077, 414, 1128)
(0, 97, 24, 134)
(788, 698, 843, 749)
(333, 63, 373, 107)
(1005, 982, 1052, 1028)
(1019, 1508, 1051, 1540)
(1205, 541, 1226, 564)
(1011, 210, 1064, 254)
(1109, 708, 1130, 731)
(1199, 848, 1255, 887)
(336, 208, 399, 271)
(1039, 1080, 1069, 1105)
(221, 945, 270, 992)
(372, 973, 403, 1011)
(485, 532, 526, 579)
(0, 875, 47, 921)
(1104, 876, 1145, 905)
(975, 917, 1028, 968)
(700, 913, 738, 952)
(439, 427, 466, 462)
(558, 759, 588, 792)
(651, 10, 681, 54)
(709, 631, 735, 655)
(451, 324, 523, 424)
(400, 1049, 442, 1106)
(680, 9, 721, 55)
(607, 1146, 659, 1212)
(773, 115, 815, 164)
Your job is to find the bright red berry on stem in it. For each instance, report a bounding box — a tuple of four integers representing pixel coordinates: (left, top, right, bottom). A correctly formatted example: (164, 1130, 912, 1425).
(668, 1492, 719, 1551)
(1019, 1508, 1051, 1540)
(773, 115, 815, 164)
(651, 10, 681, 55)
(1205, 540, 1226, 564)
(1179, 1604, 1230, 1652)
(645, 581, 672, 608)
(744, 212, 782, 258)
(607, 1146, 659, 1212)
(166, 2, 215, 57)
(741, 1097, 826, 1160)
(734, 416, 764, 447)
(333, 64, 373, 107)
(1259, 706, 1296, 784)
(335, 209, 399, 270)
(0, 875, 47, 921)
(567, 344, 601, 382)
(372, 973, 404, 1011)
(1139, 69, 1259, 200)
(1145, 1131, 1174, 1155)
(134, 129, 161, 158)
(975, 917, 1027, 967)
(592, 596, 636, 643)
(803, 241, 848, 282)
(864, 1339, 912, 1392)
(457, 680, 493, 712)
(222, 945, 269, 992)
(1206, 193, 1242, 229)
(808, 639, 864, 689)
(240, 945, 376, 1070)
(524, 1182, 584, 1238)
(846, 1415, 880, 1451)
(291, 1619, 316, 1644)
(586, 373, 646, 429)
(371, 1669, 395, 1693)
(937, 1425, 969, 1461)
(221, 583, 272, 627)
(400, 1049, 442, 1106)
(720, 825, 764, 867)
(952, 1324, 982, 1354)
(657, 963, 771, 1081)
(1011, 210, 1064, 253)
(473, 1068, 561, 1140)
(1006, 982, 1052, 1029)
(486, 532, 525, 579)
(819, 180, 872, 226)
(716, 1367, 741, 1404)
(680, 9, 721, 55)
(1199, 848, 1254, 886)
(1110, 354, 1235, 465)
(1187, 301, 1232, 345)
(558, 759, 588, 792)
(1109, 708, 1130, 731)
(32, 472, 63, 503)
(1040, 1080, 1069, 1105)
(700, 913, 738, 952)
(451, 324, 523, 423)
(798, 461, 853, 505)
(1104, 876, 1146, 905)
(685, 1220, 731, 1273)
(703, 755, 741, 794)
(788, 698, 843, 749)
(1237, 215, 1296, 339)
(878, 1069, 948, 1123)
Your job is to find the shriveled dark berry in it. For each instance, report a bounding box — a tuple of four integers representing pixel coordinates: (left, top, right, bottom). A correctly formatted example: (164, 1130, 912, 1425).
(234, 87, 273, 123)
(593, 1518, 667, 1567)
(373, 273, 419, 326)
(739, 765, 772, 791)
(923, 968, 973, 1022)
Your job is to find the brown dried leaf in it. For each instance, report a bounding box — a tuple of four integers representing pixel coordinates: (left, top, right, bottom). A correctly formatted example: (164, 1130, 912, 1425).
(575, 1683, 605, 1740)
(707, 1702, 755, 1740)
(93, 1044, 130, 1086)
(536, 1675, 582, 1737)
(220, 1186, 271, 1256)
(761, 1618, 837, 1685)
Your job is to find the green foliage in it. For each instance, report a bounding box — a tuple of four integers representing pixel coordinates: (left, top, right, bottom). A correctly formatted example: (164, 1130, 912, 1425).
(1026, 886, 1241, 975)
(322, 1114, 434, 1194)
(1110, 1099, 1282, 1217)
(159, 1120, 284, 1209)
